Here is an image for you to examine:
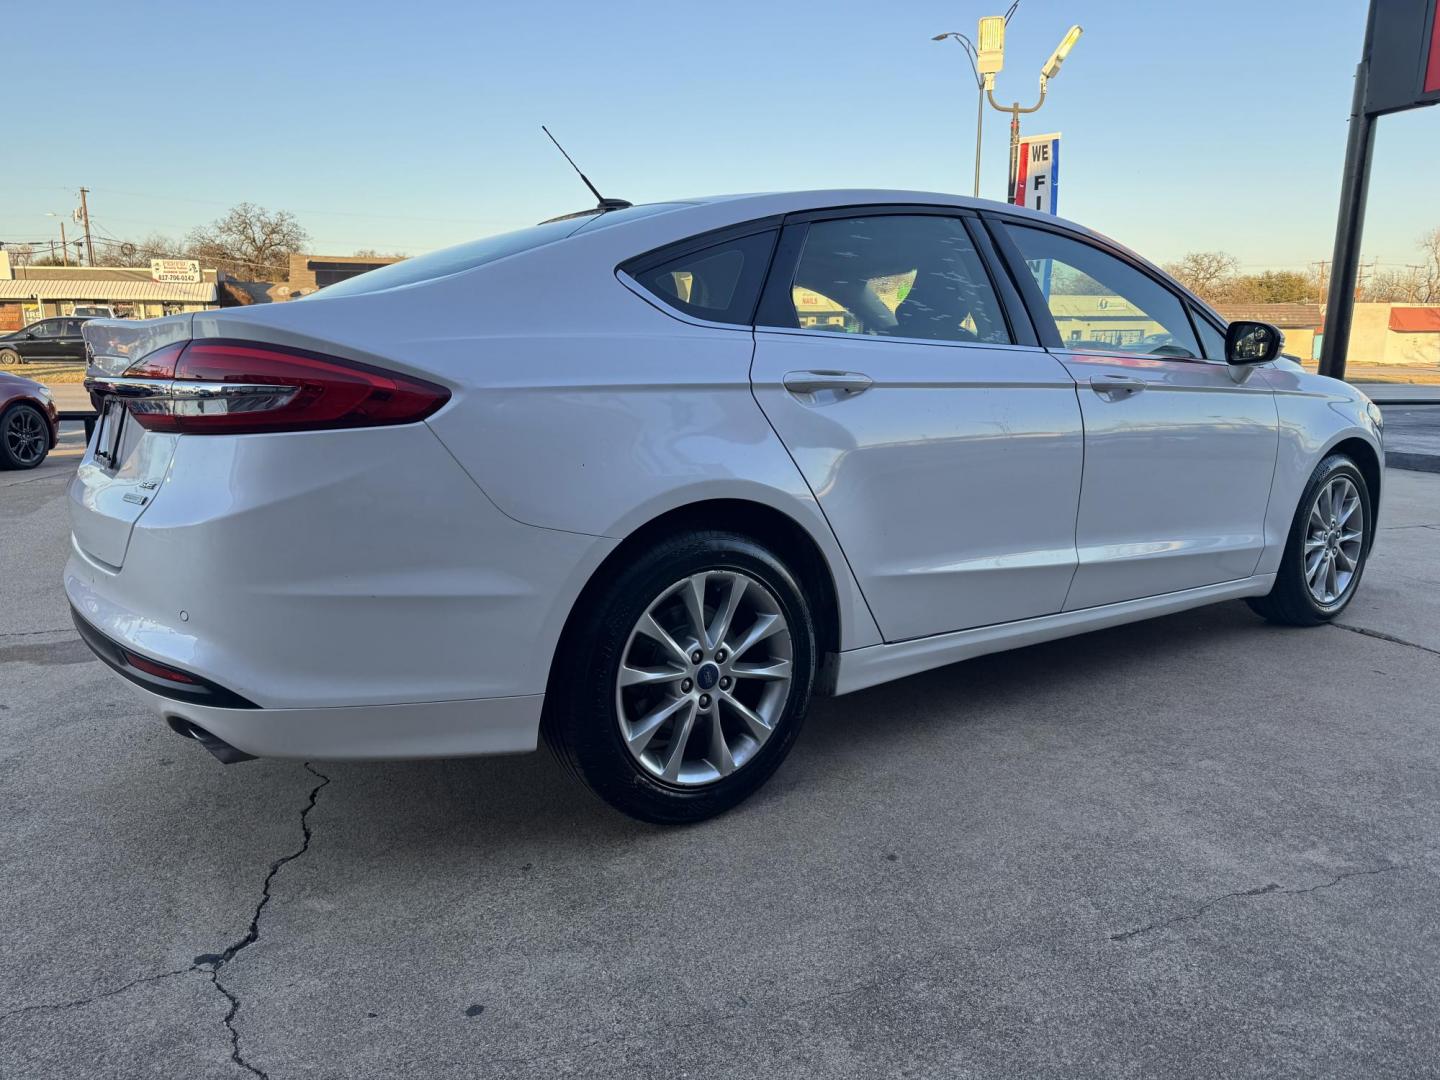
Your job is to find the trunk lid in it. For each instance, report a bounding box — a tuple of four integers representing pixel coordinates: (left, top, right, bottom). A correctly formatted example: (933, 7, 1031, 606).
(70, 316, 192, 569)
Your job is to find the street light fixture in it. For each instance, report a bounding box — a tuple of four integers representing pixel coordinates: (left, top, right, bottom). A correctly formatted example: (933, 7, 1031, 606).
(1040, 24, 1084, 81)
(986, 24, 1083, 203)
(932, 3, 1021, 199)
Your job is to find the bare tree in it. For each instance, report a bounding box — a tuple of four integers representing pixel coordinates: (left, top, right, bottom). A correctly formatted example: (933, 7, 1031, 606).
(1162, 251, 1240, 301)
(352, 248, 406, 259)
(92, 233, 186, 268)
(186, 203, 309, 281)
(1409, 227, 1440, 304)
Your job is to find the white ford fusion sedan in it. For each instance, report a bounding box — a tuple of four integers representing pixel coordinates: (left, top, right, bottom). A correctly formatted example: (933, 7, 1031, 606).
(69, 191, 1383, 822)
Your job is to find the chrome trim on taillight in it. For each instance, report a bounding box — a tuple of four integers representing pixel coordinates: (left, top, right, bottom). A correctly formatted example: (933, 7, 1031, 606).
(85, 376, 295, 400)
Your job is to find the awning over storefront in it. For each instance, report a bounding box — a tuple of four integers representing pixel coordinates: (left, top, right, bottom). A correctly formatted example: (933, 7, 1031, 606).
(0, 280, 217, 302)
(1388, 307, 1440, 332)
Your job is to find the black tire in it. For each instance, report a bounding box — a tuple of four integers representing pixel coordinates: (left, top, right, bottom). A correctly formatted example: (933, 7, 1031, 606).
(0, 402, 51, 471)
(0, 348, 22, 367)
(544, 529, 817, 824)
(1247, 453, 1372, 626)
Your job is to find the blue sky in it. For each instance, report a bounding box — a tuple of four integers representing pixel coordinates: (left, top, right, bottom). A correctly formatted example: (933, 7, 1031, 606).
(5, 0, 1437, 273)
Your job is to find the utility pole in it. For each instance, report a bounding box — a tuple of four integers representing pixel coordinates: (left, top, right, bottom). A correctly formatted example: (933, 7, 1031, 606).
(78, 187, 95, 266)
(46, 212, 70, 267)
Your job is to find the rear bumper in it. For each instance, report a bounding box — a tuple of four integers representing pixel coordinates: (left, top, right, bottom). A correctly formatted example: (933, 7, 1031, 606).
(120, 677, 544, 760)
(65, 422, 615, 713)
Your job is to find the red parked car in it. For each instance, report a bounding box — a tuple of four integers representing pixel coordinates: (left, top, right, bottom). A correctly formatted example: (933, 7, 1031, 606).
(0, 370, 59, 470)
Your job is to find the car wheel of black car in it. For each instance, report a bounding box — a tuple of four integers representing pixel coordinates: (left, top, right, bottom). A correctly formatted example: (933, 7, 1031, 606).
(0, 348, 22, 367)
(0, 402, 51, 470)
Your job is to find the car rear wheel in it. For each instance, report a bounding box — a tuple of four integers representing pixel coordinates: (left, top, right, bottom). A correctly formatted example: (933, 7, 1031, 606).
(0, 402, 50, 470)
(544, 530, 817, 824)
(1247, 453, 1372, 626)
(0, 348, 22, 367)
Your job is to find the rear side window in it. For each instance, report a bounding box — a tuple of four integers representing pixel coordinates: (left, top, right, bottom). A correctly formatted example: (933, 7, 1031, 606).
(765, 215, 1011, 344)
(626, 230, 778, 326)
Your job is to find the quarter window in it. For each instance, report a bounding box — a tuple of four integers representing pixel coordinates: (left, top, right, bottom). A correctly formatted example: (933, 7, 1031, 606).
(1192, 310, 1228, 360)
(628, 230, 778, 326)
(1006, 225, 1202, 359)
(765, 215, 1010, 345)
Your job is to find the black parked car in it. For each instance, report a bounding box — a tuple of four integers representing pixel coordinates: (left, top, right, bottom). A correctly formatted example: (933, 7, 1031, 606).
(0, 317, 94, 365)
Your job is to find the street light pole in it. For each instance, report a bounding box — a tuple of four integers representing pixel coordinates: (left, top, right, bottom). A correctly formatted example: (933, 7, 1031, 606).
(987, 82, 1048, 203)
(932, 32, 986, 198)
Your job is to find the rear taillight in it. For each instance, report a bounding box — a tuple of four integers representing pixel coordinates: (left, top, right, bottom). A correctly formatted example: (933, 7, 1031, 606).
(118, 339, 449, 435)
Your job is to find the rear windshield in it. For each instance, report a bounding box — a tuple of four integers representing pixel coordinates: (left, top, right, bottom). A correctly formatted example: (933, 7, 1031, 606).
(309, 203, 692, 300)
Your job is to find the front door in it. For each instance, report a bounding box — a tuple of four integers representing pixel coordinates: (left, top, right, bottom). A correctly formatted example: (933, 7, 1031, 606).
(999, 221, 1278, 610)
(750, 212, 1084, 642)
(19, 319, 65, 362)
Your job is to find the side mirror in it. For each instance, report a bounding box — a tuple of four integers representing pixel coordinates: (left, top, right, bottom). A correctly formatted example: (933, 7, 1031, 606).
(1225, 320, 1283, 367)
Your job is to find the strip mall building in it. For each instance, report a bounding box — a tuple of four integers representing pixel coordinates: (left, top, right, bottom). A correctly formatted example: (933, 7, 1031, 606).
(0, 253, 217, 331)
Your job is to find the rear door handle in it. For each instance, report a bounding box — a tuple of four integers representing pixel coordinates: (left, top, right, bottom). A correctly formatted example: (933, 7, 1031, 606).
(1089, 375, 1146, 399)
(783, 370, 873, 396)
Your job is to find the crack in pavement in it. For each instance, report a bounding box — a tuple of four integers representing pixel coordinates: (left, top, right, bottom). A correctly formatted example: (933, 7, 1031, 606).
(0, 762, 331, 1080)
(0, 966, 196, 1022)
(194, 762, 331, 1079)
(0, 627, 73, 640)
(1109, 865, 1401, 943)
(1331, 622, 1440, 658)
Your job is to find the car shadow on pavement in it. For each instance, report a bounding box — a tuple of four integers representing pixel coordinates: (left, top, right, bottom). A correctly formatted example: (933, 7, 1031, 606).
(302, 599, 1283, 852)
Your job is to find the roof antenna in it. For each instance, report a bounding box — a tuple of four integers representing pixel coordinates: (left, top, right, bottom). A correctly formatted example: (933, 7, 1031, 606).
(542, 125, 632, 212)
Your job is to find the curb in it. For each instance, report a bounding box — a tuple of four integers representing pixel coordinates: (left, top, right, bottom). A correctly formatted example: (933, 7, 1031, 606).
(1386, 451, 1440, 474)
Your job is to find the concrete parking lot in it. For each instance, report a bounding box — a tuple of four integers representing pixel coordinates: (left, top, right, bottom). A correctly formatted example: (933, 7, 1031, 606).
(3, 425, 1439, 1079)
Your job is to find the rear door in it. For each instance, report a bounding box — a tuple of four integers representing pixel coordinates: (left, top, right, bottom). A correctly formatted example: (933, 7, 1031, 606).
(57, 318, 89, 361)
(991, 218, 1278, 610)
(749, 209, 1084, 642)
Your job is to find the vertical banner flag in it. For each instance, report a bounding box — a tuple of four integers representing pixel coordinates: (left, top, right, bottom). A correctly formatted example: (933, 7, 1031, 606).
(1012, 132, 1061, 215)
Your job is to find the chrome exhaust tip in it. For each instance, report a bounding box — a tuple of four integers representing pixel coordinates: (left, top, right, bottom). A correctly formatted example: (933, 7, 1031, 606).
(166, 717, 257, 765)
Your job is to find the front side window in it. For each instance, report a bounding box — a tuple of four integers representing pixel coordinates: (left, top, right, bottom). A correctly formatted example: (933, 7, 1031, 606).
(628, 230, 778, 326)
(32, 320, 61, 337)
(769, 215, 1010, 345)
(1006, 225, 1201, 359)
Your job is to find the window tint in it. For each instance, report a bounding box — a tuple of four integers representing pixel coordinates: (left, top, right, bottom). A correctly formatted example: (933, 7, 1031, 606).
(1192, 310, 1227, 360)
(33, 320, 61, 337)
(1007, 225, 1201, 359)
(766, 215, 1009, 344)
(629, 230, 778, 326)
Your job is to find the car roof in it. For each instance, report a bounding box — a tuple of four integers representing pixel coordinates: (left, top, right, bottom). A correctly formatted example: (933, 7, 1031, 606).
(575, 190, 1204, 318)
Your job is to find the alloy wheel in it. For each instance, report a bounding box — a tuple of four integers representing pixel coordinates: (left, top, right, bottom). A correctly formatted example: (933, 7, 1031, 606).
(615, 570, 793, 786)
(1304, 475, 1364, 606)
(4, 408, 46, 466)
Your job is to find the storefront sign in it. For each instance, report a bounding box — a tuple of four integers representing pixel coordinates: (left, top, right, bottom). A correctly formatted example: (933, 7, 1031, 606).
(150, 258, 201, 284)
